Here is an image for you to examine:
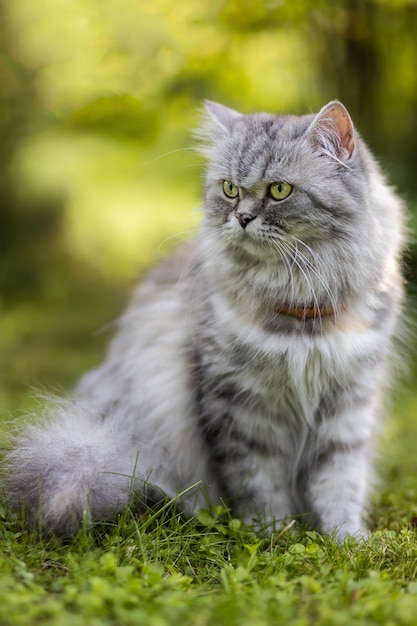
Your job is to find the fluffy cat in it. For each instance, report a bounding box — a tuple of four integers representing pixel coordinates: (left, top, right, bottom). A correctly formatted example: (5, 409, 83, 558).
(3, 100, 405, 539)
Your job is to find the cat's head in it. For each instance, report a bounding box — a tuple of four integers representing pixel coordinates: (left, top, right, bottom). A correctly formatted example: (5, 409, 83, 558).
(198, 100, 375, 265)
(196, 100, 405, 317)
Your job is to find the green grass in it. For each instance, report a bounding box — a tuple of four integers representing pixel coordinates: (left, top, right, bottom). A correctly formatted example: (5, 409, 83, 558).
(1, 284, 417, 625)
(1, 502, 417, 626)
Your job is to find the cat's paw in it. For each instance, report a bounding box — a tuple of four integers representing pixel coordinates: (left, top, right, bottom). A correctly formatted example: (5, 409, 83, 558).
(332, 524, 370, 544)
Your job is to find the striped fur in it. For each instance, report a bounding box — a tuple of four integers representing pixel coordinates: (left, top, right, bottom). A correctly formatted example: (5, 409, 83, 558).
(3, 101, 405, 539)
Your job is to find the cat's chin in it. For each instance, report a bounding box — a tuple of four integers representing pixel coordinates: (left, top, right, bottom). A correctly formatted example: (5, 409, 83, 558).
(227, 236, 279, 264)
(224, 225, 289, 264)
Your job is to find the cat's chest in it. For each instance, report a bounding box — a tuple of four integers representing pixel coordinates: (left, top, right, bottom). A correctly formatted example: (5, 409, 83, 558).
(226, 336, 332, 418)
(203, 300, 383, 424)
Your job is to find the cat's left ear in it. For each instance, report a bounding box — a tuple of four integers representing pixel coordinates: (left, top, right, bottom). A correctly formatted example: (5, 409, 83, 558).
(309, 101, 355, 162)
(205, 100, 242, 133)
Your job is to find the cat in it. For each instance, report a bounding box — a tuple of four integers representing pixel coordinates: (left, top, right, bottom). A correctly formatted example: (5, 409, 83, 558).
(3, 99, 406, 540)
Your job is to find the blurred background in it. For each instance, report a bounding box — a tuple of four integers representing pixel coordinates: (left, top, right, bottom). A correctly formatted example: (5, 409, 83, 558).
(1, 0, 417, 497)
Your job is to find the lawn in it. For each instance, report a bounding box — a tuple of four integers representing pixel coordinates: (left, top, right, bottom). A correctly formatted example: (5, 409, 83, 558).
(1, 277, 417, 626)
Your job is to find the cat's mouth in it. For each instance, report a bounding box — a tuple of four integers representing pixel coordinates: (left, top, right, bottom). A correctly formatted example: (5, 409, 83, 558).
(227, 227, 289, 266)
(228, 212, 322, 254)
(229, 210, 290, 236)
(227, 214, 290, 248)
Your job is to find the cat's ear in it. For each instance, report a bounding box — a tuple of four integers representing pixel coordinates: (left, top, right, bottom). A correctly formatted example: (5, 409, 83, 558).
(204, 100, 242, 133)
(309, 101, 355, 162)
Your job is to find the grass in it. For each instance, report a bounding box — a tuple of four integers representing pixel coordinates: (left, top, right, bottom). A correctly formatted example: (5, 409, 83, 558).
(1, 275, 417, 625)
(2, 502, 417, 625)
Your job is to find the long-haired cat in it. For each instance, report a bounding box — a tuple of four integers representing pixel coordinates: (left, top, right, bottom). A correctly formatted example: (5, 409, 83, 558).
(3, 100, 405, 539)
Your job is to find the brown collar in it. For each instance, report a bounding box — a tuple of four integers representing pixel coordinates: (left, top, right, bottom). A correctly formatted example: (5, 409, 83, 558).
(278, 304, 336, 321)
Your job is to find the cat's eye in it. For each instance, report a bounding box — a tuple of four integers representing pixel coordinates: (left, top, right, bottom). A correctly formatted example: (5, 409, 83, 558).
(269, 182, 292, 201)
(222, 180, 239, 199)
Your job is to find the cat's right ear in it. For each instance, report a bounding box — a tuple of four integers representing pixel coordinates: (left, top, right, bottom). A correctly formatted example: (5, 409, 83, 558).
(309, 100, 355, 164)
(204, 101, 242, 133)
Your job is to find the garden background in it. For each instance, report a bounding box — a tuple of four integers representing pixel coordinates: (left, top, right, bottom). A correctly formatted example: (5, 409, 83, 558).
(1, 1, 417, 624)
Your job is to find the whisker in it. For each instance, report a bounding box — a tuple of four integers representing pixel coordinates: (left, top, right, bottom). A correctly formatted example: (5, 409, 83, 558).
(142, 147, 197, 166)
(158, 229, 198, 256)
(280, 240, 324, 330)
(265, 235, 296, 306)
(287, 237, 340, 321)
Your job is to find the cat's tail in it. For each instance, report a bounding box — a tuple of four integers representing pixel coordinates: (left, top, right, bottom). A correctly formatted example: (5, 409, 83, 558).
(2, 396, 161, 536)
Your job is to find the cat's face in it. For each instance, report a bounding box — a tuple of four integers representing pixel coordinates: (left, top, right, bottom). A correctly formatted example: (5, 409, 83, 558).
(201, 101, 370, 263)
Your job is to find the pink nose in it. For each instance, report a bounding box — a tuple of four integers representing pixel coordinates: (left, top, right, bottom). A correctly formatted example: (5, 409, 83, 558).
(236, 212, 256, 229)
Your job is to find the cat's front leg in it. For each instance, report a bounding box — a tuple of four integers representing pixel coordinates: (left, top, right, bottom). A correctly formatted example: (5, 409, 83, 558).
(236, 453, 295, 529)
(206, 431, 293, 529)
(196, 370, 294, 527)
(306, 433, 372, 541)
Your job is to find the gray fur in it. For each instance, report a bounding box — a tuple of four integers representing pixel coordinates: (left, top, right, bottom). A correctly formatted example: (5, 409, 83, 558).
(3, 101, 406, 539)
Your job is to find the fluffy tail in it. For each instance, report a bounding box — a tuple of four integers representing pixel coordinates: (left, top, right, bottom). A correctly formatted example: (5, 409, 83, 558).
(2, 396, 159, 536)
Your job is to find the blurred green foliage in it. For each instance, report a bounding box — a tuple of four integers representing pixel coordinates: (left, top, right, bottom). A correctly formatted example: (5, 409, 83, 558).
(0, 0, 417, 410)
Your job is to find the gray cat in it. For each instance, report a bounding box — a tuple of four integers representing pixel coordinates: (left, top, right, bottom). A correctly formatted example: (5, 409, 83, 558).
(4, 100, 406, 539)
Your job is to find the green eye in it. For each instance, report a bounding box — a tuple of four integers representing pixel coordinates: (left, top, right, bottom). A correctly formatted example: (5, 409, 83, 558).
(223, 180, 239, 199)
(269, 181, 292, 201)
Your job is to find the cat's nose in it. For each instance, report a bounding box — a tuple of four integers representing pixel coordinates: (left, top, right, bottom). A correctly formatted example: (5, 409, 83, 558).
(236, 212, 256, 229)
